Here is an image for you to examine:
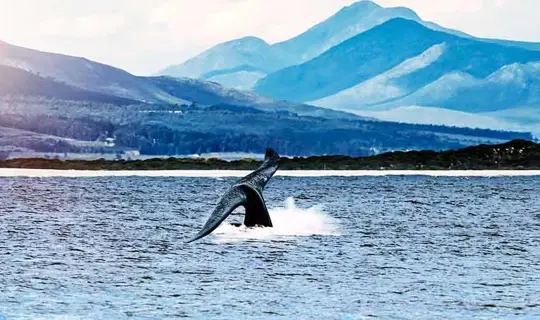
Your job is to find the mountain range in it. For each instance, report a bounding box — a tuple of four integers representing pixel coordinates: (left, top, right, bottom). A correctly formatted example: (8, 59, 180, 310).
(0, 38, 529, 157)
(159, 1, 540, 134)
(0, 39, 357, 120)
(160, 1, 540, 82)
(0, 1, 538, 158)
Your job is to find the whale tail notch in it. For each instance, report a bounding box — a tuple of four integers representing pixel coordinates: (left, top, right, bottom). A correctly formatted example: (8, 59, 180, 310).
(186, 147, 280, 243)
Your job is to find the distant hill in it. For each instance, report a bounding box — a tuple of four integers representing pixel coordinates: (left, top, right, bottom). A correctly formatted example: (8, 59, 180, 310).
(255, 18, 540, 103)
(159, 37, 281, 79)
(0, 25, 536, 157)
(0, 39, 356, 120)
(157, 1, 435, 85)
(158, 0, 540, 91)
(271, 1, 420, 65)
(153, 1, 540, 133)
(3, 48, 529, 157)
(0, 65, 136, 105)
(145, 76, 360, 119)
(361, 62, 540, 114)
(1, 96, 531, 157)
(0, 40, 183, 104)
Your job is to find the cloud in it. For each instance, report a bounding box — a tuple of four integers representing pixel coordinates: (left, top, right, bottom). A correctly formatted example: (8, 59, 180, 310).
(40, 13, 127, 38)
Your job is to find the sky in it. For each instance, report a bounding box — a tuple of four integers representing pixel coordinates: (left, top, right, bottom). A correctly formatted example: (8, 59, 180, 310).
(0, 0, 539, 75)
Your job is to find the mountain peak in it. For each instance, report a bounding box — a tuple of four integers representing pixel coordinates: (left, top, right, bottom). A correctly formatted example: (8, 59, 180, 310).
(337, 0, 381, 16)
(234, 36, 267, 44)
(346, 1, 381, 10)
(378, 17, 427, 30)
(341, 2, 420, 22)
(219, 36, 269, 48)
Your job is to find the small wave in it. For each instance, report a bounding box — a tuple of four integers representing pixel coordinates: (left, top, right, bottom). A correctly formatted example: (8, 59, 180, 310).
(213, 197, 340, 243)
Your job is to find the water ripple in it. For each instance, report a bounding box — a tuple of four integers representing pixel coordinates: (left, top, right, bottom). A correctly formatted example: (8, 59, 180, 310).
(1, 176, 539, 319)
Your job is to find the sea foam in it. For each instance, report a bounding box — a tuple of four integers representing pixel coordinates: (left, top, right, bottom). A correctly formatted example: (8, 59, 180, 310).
(213, 197, 341, 243)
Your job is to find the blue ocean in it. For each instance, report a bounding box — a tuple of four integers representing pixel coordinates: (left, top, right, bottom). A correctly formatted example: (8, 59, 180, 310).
(1, 174, 539, 319)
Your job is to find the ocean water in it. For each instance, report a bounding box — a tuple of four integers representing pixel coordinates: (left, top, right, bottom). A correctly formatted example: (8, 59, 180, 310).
(0, 174, 539, 319)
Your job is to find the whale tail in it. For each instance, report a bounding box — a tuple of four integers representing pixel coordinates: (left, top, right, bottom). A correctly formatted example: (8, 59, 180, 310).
(186, 148, 280, 243)
(264, 147, 280, 162)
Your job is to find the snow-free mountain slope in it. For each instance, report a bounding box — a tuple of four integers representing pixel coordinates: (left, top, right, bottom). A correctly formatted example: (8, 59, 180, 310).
(1, 39, 358, 120)
(351, 106, 527, 132)
(2, 95, 530, 157)
(272, 1, 419, 64)
(158, 0, 540, 91)
(375, 62, 540, 113)
(158, 1, 465, 87)
(312, 43, 447, 109)
(0, 39, 534, 156)
(255, 18, 446, 102)
(145, 76, 361, 119)
(0, 65, 137, 105)
(255, 18, 540, 103)
(204, 71, 265, 91)
(0, 40, 182, 103)
(158, 37, 282, 79)
(201, 66, 267, 91)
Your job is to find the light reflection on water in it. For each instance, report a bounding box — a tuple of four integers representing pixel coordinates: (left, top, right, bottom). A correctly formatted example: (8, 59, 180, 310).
(1, 175, 539, 319)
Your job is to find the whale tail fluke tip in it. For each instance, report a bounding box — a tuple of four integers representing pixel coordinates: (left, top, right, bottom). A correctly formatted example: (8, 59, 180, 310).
(265, 148, 280, 161)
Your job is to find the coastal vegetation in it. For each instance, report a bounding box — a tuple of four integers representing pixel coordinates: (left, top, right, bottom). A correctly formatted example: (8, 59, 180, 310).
(2, 140, 538, 170)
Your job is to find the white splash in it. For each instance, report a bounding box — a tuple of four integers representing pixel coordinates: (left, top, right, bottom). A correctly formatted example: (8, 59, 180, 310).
(213, 197, 340, 243)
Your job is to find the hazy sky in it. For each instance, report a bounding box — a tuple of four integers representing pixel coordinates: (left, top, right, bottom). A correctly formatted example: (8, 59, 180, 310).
(0, 0, 538, 75)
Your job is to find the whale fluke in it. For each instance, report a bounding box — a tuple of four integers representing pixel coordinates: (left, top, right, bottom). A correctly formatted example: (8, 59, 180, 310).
(186, 148, 280, 243)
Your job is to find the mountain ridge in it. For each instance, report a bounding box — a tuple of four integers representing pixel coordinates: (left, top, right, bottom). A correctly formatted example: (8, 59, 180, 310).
(0, 39, 182, 103)
(158, 0, 540, 89)
(1, 38, 359, 121)
(1, 3, 538, 157)
(0, 65, 138, 105)
(252, 18, 540, 106)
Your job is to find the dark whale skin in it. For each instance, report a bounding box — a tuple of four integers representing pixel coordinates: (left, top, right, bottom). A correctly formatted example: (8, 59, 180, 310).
(186, 148, 280, 243)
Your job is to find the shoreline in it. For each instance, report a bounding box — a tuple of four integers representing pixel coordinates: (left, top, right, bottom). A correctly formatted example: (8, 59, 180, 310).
(2, 168, 540, 178)
(1, 139, 539, 172)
